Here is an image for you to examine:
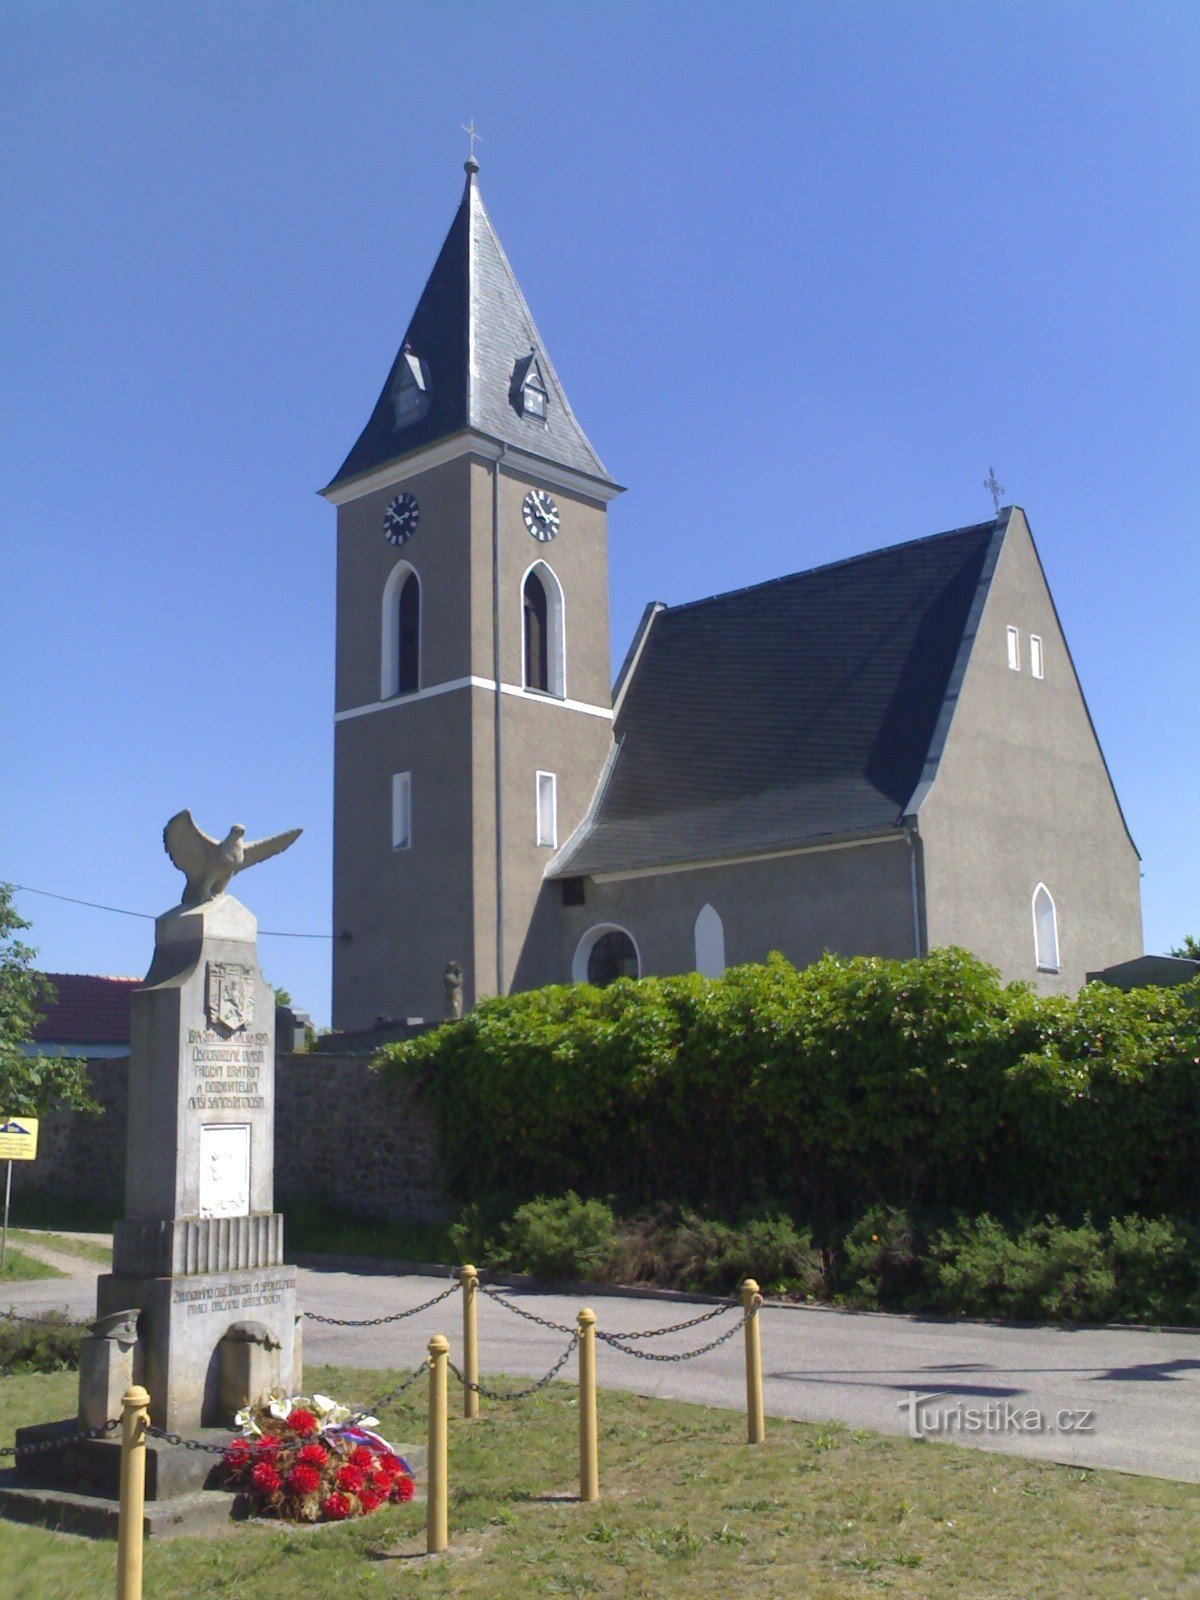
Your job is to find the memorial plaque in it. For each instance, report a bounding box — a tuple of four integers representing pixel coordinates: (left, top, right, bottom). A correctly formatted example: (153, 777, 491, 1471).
(199, 1124, 250, 1219)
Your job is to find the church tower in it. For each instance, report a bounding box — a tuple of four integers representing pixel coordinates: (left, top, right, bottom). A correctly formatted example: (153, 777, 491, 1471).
(323, 158, 621, 1031)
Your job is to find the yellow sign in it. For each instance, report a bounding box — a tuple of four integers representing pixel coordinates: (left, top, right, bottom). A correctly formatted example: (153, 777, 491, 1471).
(0, 1118, 39, 1161)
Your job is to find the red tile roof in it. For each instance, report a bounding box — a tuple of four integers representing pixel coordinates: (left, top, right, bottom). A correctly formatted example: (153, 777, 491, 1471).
(31, 973, 140, 1045)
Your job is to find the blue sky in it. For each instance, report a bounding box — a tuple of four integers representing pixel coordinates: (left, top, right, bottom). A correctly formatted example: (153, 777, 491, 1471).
(2, 3, 1196, 1025)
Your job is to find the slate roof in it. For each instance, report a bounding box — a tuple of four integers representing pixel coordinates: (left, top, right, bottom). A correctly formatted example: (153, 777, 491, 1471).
(551, 516, 1007, 878)
(326, 164, 614, 493)
(31, 973, 139, 1046)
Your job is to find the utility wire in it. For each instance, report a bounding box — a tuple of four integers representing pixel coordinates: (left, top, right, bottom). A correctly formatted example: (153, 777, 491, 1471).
(9, 883, 340, 940)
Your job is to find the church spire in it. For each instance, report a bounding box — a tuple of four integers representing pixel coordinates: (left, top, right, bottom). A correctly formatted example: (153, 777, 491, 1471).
(324, 162, 614, 495)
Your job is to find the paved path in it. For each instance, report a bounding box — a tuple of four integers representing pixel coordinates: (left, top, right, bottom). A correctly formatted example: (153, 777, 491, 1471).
(6, 1256, 1198, 1484)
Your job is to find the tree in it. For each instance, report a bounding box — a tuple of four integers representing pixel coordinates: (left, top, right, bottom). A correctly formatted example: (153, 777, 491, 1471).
(0, 884, 99, 1117)
(1170, 935, 1200, 961)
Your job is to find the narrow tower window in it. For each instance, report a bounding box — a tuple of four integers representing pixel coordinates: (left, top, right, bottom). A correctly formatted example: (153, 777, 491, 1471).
(398, 572, 420, 693)
(1030, 634, 1044, 680)
(693, 904, 726, 978)
(1032, 883, 1059, 972)
(536, 771, 557, 847)
(1006, 625, 1020, 671)
(524, 570, 549, 692)
(392, 772, 412, 850)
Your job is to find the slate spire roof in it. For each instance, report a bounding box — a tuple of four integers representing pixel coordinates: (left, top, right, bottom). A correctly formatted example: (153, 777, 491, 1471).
(551, 516, 1009, 879)
(326, 162, 614, 494)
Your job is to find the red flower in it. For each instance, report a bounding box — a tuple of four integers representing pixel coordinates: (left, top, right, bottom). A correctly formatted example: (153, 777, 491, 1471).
(322, 1491, 353, 1521)
(337, 1463, 367, 1493)
(297, 1443, 329, 1468)
(286, 1463, 322, 1497)
(223, 1440, 251, 1472)
(375, 1452, 400, 1480)
(358, 1489, 382, 1514)
(285, 1408, 319, 1437)
(349, 1446, 375, 1470)
(392, 1473, 415, 1503)
(251, 1461, 282, 1495)
(255, 1435, 281, 1456)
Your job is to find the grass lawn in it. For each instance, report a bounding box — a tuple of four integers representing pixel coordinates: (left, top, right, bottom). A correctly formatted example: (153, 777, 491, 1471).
(2, 1365, 1199, 1599)
(0, 1249, 65, 1284)
(5, 1231, 111, 1267)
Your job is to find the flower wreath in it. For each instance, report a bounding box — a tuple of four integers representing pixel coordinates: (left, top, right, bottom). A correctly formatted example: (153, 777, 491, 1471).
(220, 1391, 415, 1522)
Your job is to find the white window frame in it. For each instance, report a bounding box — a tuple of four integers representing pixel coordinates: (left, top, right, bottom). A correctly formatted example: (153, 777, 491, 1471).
(1006, 625, 1020, 672)
(1030, 633, 1044, 680)
(571, 923, 641, 984)
(693, 903, 726, 978)
(381, 560, 421, 700)
(391, 771, 412, 851)
(536, 770, 558, 848)
(1032, 882, 1059, 973)
(521, 558, 566, 699)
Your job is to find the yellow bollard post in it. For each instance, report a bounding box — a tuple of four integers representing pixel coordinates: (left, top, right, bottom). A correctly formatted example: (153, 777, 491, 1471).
(115, 1385, 149, 1600)
(742, 1279, 765, 1445)
(577, 1307, 599, 1502)
(426, 1334, 449, 1555)
(460, 1264, 479, 1420)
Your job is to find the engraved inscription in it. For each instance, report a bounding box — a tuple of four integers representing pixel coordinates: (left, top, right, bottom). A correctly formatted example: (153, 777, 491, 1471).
(187, 1029, 269, 1111)
(172, 1273, 297, 1317)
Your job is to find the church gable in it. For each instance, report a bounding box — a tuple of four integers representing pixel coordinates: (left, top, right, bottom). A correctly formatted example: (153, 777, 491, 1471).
(552, 518, 1004, 879)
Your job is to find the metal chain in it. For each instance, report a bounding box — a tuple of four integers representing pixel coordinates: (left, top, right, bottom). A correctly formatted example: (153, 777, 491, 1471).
(144, 1426, 229, 1455)
(595, 1300, 735, 1340)
(354, 1358, 431, 1419)
(474, 1282, 576, 1336)
(447, 1334, 579, 1402)
(304, 1277, 460, 1327)
(0, 1418, 120, 1458)
(596, 1301, 759, 1363)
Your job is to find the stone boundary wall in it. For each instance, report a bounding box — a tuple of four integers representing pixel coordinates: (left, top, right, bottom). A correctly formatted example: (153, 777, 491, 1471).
(10, 1054, 446, 1225)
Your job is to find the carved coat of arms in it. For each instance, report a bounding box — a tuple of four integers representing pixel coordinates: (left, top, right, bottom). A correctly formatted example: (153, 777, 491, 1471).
(206, 962, 255, 1033)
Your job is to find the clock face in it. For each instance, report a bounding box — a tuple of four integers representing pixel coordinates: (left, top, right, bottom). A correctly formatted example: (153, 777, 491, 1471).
(522, 488, 559, 542)
(384, 492, 420, 546)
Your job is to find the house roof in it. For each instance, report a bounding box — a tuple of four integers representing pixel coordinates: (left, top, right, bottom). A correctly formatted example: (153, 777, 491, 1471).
(325, 162, 614, 494)
(31, 973, 139, 1046)
(551, 515, 1006, 879)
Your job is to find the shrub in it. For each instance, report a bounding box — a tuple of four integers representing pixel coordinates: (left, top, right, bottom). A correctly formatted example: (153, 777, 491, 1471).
(0, 1311, 85, 1375)
(926, 1215, 1115, 1323)
(499, 1193, 617, 1279)
(839, 1206, 924, 1309)
(1108, 1215, 1199, 1325)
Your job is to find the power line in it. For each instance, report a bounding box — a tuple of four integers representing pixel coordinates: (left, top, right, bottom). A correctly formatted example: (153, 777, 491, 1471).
(9, 883, 339, 941)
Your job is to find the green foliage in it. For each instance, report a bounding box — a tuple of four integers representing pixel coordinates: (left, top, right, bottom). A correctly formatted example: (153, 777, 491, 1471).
(380, 949, 1200, 1225)
(604, 1210, 823, 1297)
(926, 1215, 1115, 1322)
(0, 1311, 84, 1375)
(498, 1192, 617, 1279)
(840, 1206, 924, 1307)
(1170, 935, 1200, 960)
(0, 885, 99, 1117)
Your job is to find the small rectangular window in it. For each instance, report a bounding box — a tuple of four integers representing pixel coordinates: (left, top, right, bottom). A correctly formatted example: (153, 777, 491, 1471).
(536, 771, 557, 848)
(1006, 625, 1020, 671)
(1030, 634, 1044, 680)
(392, 771, 412, 850)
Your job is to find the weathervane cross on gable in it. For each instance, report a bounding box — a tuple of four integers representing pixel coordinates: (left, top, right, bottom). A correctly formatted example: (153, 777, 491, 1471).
(461, 119, 482, 162)
(983, 465, 1005, 514)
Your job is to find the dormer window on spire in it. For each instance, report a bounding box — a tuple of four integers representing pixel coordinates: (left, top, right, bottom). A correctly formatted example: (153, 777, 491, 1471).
(393, 345, 430, 429)
(510, 351, 548, 422)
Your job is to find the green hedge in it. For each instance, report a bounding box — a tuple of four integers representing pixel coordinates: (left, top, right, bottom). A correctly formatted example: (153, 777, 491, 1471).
(380, 949, 1200, 1226)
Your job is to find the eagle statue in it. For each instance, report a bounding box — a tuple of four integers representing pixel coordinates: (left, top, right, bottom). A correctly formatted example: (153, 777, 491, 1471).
(163, 810, 302, 907)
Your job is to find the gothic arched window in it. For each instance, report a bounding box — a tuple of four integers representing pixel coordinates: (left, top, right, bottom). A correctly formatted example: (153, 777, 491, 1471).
(381, 561, 421, 699)
(524, 569, 549, 692)
(1033, 883, 1060, 973)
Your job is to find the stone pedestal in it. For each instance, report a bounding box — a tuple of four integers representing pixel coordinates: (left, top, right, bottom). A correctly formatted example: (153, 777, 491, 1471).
(5, 893, 303, 1535)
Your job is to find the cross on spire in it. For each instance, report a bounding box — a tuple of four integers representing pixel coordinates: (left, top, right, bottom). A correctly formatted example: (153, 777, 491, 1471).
(983, 466, 1005, 514)
(461, 119, 482, 165)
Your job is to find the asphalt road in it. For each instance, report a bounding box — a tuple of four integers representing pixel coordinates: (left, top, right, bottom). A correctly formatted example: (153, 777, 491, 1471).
(8, 1259, 1198, 1483)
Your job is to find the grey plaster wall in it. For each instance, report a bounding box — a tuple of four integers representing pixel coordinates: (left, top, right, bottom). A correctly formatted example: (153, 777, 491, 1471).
(11, 1054, 446, 1227)
(918, 510, 1142, 992)
(534, 836, 917, 984)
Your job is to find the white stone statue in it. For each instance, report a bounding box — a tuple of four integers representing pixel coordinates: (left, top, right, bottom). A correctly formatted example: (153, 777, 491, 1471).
(163, 810, 302, 906)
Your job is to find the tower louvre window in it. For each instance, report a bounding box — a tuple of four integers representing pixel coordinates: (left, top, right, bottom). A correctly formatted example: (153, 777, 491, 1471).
(392, 772, 412, 850)
(398, 572, 420, 693)
(510, 351, 549, 421)
(524, 570, 550, 692)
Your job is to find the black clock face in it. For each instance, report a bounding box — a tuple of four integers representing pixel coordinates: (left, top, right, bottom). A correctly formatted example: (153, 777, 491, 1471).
(384, 492, 420, 545)
(522, 488, 559, 542)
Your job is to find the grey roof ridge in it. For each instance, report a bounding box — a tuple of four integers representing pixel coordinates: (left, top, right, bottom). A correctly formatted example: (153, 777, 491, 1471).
(659, 512, 1005, 618)
(321, 426, 624, 501)
(470, 178, 614, 485)
(551, 820, 904, 883)
(545, 735, 625, 879)
(902, 511, 1010, 821)
(612, 600, 666, 717)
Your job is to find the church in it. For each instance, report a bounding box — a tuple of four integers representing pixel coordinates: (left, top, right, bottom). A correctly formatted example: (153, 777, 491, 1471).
(322, 159, 1143, 1032)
